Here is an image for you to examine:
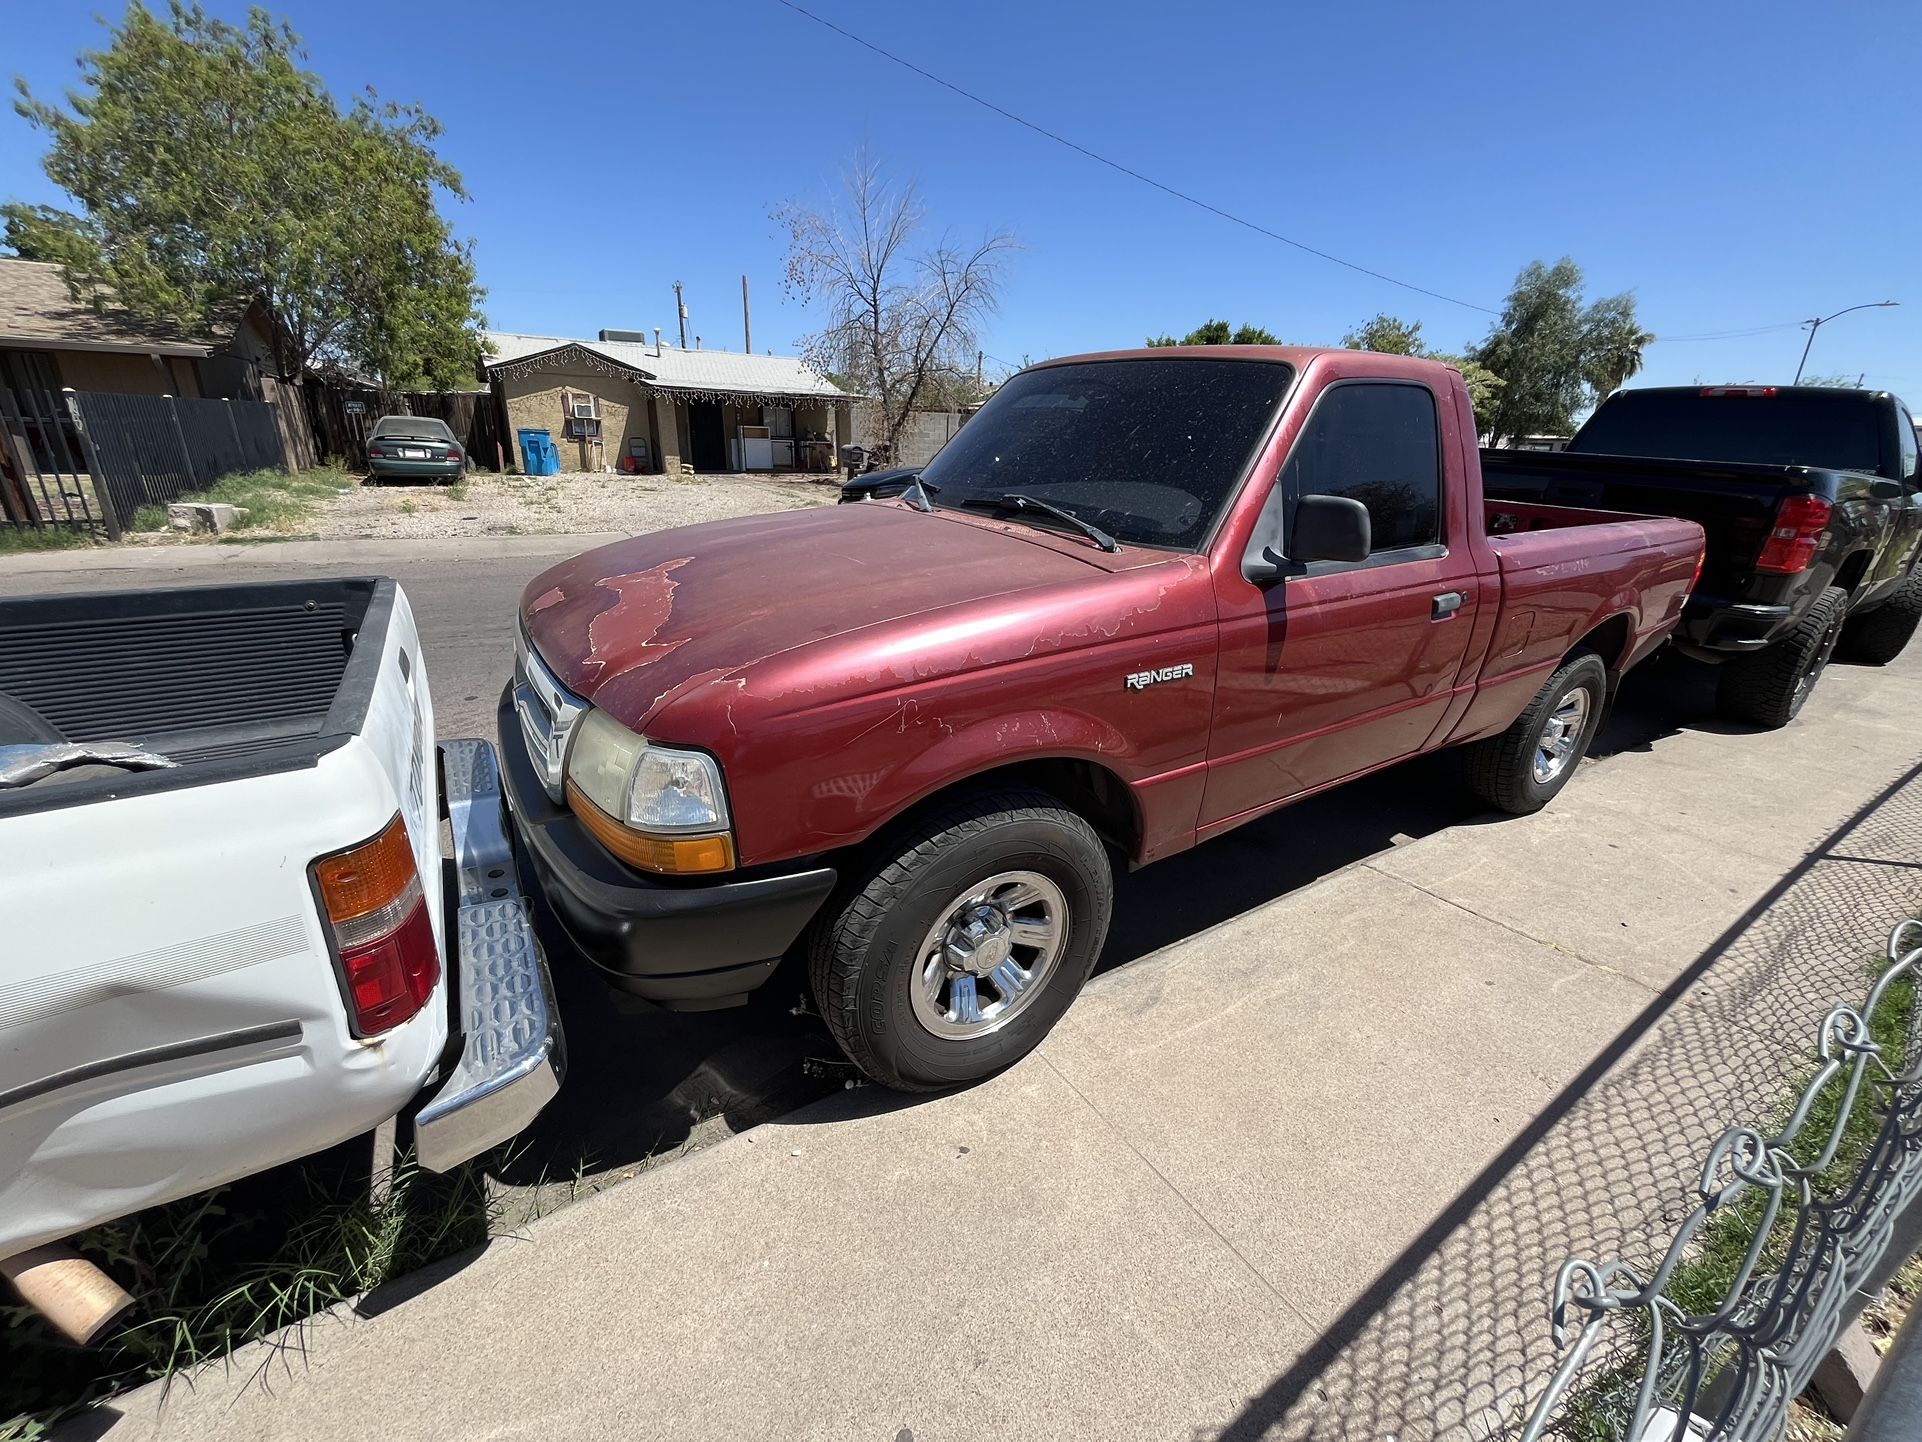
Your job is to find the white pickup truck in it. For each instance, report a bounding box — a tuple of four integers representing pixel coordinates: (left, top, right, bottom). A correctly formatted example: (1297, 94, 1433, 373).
(0, 577, 561, 1333)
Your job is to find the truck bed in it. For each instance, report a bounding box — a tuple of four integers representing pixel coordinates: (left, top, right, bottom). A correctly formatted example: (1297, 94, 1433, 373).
(0, 578, 389, 814)
(1480, 448, 1803, 597)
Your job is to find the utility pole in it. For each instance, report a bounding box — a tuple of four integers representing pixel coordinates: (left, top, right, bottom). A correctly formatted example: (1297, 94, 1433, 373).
(1794, 300, 1898, 383)
(674, 281, 687, 349)
(742, 275, 752, 354)
(976, 350, 983, 385)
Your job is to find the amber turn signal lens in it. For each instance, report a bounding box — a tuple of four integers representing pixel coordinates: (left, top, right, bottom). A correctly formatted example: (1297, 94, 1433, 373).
(566, 780, 736, 874)
(313, 813, 418, 923)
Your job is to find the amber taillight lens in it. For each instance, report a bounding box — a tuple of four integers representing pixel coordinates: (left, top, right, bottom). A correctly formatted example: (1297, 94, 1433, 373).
(312, 813, 440, 1035)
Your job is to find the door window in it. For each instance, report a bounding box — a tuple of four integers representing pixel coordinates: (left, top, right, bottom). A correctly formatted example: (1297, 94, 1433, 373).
(1283, 382, 1442, 554)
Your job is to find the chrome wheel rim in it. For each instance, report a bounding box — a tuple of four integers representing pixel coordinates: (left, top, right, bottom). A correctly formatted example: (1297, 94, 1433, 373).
(910, 870, 1069, 1039)
(1532, 687, 1592, 785)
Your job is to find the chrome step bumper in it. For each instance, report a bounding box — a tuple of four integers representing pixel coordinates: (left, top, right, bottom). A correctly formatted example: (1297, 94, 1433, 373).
(415, 738, 564, 1173)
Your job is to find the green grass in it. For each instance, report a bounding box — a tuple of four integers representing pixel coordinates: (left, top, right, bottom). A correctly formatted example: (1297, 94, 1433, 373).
(131, 504, 168, 533)
(398, 499, 417, 516)
(446, 481, 468, 502)
(1, 1152, 498, 1438)
(1546, 939, 1918, 1440)
(0, 525, 94, 554)
(172, 464, 349, 534)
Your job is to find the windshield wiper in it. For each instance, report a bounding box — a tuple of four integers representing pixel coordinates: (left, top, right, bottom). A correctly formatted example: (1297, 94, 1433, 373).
(958, 493, 1119, 552)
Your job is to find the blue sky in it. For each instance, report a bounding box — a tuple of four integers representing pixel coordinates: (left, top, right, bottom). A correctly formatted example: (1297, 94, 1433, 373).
(5, 0, 1919, 399)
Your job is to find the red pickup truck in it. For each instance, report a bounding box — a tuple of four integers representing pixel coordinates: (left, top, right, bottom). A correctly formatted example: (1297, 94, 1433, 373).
(503, 348, 1703, 1090)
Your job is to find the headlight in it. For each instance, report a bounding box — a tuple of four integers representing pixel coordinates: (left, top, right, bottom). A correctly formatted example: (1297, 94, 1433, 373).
(564, 709, 735, 874)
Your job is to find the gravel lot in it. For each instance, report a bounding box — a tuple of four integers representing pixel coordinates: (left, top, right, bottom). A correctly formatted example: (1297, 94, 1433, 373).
(309, 469, 835, 540)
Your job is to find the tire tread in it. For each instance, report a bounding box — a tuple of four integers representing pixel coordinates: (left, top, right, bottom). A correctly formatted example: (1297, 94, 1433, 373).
(806, 785, 1106, 1092)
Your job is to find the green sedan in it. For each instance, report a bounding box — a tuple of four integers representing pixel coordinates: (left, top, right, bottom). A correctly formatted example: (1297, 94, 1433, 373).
(366, 415, 466, 482)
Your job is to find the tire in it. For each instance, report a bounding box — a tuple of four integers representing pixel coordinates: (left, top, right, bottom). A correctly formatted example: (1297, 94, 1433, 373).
(1463, 652, 1608, 816)
(1836, 566, 1922, 666)
(1715, 585, 1849, 728)
(807, 786, 1113, 1092)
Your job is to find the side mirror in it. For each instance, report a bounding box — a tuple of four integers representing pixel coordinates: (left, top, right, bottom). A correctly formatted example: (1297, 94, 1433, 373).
(1292, 494, 1372, 563)
(1869, 478, 1904, 501)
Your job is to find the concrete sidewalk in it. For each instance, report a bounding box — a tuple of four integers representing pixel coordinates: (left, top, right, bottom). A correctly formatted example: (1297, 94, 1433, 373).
(90, 648, 1922, 1442)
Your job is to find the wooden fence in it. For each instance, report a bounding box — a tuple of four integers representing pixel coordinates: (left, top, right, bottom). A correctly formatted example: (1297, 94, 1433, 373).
(305, 383, 504, 471)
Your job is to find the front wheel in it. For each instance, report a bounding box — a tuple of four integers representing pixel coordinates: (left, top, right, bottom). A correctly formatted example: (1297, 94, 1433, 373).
(1715, 584, 1849, 728)
(1462, 652, 1609, 815)
(807, 786, 1113, 1092)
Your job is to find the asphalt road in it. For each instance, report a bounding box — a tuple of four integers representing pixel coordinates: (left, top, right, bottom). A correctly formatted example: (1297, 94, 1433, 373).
(0, 536, 1725, 1207)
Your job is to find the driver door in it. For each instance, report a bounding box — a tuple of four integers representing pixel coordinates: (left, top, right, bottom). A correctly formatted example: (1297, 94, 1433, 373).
(1202, 379, 1482, 830)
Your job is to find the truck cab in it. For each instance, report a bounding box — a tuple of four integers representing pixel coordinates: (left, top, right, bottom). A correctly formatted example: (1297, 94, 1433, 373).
(507, 348, 1702, 1091)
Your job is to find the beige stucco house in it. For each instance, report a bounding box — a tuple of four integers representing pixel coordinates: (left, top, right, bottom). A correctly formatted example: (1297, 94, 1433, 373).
(485, 329, 853, 475)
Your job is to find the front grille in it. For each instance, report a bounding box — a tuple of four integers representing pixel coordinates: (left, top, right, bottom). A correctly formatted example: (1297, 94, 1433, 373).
(513, 626, 588, 801)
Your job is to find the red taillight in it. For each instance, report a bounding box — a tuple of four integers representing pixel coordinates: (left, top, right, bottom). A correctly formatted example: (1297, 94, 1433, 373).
(1700, 386, 1779, 398)
(312, 814, 440, 1035)
(446, 448, 462, 462)
(1755, 494, 1831, 575)
(367, 445, 385, 458)
(1689, 549, 1705, 592)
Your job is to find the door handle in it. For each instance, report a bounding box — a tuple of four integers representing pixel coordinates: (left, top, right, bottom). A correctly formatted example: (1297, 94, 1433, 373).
(1432, 591, 1465, 620)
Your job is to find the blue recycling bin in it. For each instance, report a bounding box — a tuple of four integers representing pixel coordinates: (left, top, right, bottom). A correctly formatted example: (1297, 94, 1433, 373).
(517, 427, 560, 476)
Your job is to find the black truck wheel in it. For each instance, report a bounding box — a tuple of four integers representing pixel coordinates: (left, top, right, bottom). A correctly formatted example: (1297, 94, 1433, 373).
(807, 786, 1112, 1092)
(1463, 652, 1608, 815)
(1715, 584, 1849, 728)
(1836, 567, 1922, 666)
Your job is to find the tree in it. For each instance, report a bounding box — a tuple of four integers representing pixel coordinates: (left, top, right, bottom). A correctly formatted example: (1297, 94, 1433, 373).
(4, 2, 485, 389)
(775, 150, 1015, 450)
(1470, 259, 1650, 445)
(1146, 319, 1280, 346)
(1581, 293, 1656, 399)
(1342, 313, 1425, 355)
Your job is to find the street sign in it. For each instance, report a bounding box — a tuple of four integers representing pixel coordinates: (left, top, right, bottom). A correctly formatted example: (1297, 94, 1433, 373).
(344, 400, 366, 416)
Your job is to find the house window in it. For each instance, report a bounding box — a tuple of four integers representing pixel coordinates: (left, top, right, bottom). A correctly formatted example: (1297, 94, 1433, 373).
(563, 389, 601, 440)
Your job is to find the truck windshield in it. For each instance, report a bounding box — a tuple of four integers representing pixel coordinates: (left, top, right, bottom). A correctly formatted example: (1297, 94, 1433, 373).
(1569, 391, 1886, 475)
(918, 358, 1292, 550)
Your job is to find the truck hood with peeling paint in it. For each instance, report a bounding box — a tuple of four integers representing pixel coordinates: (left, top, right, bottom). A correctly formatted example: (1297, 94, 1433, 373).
(519, 502, 1168, 733)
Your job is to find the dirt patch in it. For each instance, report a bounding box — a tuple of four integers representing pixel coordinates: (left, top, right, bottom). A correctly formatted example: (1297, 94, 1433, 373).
(310, 470, 836, 541)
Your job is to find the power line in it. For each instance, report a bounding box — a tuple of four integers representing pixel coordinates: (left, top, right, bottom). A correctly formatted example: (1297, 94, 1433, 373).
(770, 0, 1499, 316)
(1653, 321, 1809, 343)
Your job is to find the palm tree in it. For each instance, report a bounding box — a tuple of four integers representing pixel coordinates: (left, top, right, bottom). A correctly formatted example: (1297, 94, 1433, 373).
(1584, 302, 1656, 400)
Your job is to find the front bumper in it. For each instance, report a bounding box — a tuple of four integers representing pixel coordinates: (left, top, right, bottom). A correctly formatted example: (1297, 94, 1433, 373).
(414, 738, 565, 1172)
(496, 687, 837, 1010)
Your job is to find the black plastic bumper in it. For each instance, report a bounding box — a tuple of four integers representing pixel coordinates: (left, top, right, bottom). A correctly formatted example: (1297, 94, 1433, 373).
(496, 689, 836, 1009)
(1676, 598, 1797, 655)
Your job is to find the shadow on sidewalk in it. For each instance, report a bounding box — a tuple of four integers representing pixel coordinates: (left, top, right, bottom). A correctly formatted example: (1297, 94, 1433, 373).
(1206, 753, 1922, 1442)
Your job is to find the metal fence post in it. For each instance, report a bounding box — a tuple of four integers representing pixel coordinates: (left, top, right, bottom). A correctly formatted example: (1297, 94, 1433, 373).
(63, 388, 122, 541)
(223, 396, 243, 461)
(162, 394, 195, 501)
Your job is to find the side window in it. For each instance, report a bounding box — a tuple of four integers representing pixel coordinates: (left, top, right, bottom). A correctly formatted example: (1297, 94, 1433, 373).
(1283, 382, 1442, 553)
(1897, 404, 1918, 484)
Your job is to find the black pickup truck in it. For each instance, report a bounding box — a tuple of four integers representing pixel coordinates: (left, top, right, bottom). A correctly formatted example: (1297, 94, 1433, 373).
(1482, 385, 1922, 726)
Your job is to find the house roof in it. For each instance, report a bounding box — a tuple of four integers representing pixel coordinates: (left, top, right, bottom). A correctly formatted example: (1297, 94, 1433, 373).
(483, 330, 850, 405)
(0, 257, 219, 356)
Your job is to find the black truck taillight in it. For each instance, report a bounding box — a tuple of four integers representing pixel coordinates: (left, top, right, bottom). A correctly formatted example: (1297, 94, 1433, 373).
(312, 813, 439, 1035)
(1755, 495, 1831, 575)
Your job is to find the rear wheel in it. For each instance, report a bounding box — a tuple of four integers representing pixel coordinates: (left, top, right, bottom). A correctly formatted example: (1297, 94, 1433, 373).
(1715, 585, 1849, 728)
(1836, 567, 1922, 666)
(807, 786, 1112, 1092)
(1463, 652, 1608, 815)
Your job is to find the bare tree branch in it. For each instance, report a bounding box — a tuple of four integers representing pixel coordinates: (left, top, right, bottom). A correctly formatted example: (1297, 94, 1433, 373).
(775, 150, 1016, 449)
